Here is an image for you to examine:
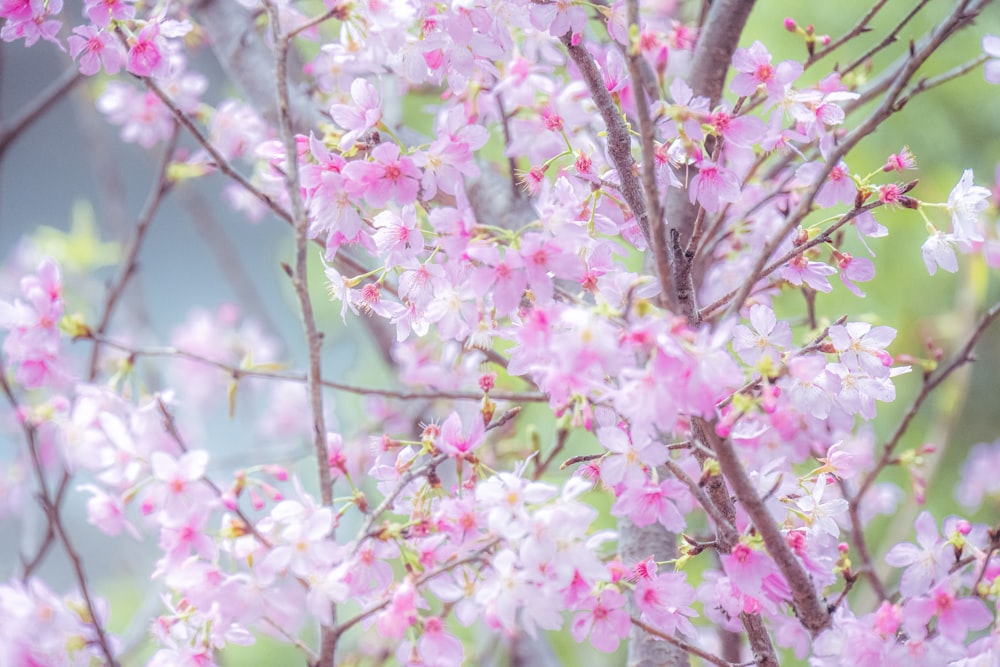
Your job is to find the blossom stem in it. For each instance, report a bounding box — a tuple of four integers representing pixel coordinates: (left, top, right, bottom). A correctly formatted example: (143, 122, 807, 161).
(88, 124, 179, 380)
(696, 416, 832, 636)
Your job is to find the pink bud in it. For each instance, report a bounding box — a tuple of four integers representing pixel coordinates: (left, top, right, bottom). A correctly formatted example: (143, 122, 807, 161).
(784, 17, 797, 31)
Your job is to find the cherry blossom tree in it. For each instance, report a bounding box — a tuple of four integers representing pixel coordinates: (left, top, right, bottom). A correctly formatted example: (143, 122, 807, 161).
(2, 0, 1000, 666)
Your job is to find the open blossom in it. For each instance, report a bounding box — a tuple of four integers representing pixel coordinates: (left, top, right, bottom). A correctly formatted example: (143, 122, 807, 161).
(83, 0, 135, 27)
(903, 580, 993, 642)
(947, 169, 989, 243)
(126, 22, 169, 78)
(921, 231, 959, 275)
(732, 303, 792, 366)
(688, 160, 741, 212)
(0, 0, 63, 47)
(884, 511, 951, 597)
(984, 35, 1000, 84)
(330, 78, 382, 151)
(68, 25, 124, 75)
(730, 40, 802, 99)
(435, 411, 485, 457)
(571, 589, 631, 653)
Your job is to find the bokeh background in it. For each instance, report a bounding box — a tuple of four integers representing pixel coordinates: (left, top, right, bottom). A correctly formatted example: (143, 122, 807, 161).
(2, 0, 1000, 664)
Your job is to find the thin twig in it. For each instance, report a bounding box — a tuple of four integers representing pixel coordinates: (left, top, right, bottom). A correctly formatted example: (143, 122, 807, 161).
(155, 398, 273, 549)
(695, 416, 831, 635)
(0, 67, 84, 158)
(840, 0, 933, 76)
(630, 616, 738, 667)
(804, 0, 892, 69)
(83, 333, 546, 402)
(88, 124, 179, 379)
(623, 0, 671, 302)
(852, 299, 1000, 512)
(701, 200, 885, 319)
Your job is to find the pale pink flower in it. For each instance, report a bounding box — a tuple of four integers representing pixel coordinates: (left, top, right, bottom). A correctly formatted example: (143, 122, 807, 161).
(83, 0, 135, 27)
(688, 160, 741, 212)
(884, 511, 950, 597)
(571, 589, 630, 653)
(922, 231, 958, 275)
(342, 142, 420, 207)
(416, 616, 464, 667)
(376, 580, 419, 639)
(903, 581, 992, 642)
(828, 322, 896, 378)
(730, 40, 802, 99)
(435, 411, 485, 457)
(77, 484, 141, 539)
(330, 78, 382, 151)
(634, 571, 698, 638)
(372, 206, 424, 266)
(796, 474, 848, 537)
(611, 478, 686, 531)
(781, 254, 837, 292)
(983, 35, 1000, 84)
(947, 169, 989, 243)
(835, 252, 875, 297)
(732, 303, 791, 366)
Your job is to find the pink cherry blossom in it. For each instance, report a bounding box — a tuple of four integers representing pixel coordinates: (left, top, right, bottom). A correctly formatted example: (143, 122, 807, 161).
(127, 22, 168, 77)
(634, 570, 698, 638)
(68, 25, 124, 76)
(732, 303, 791, 366)
(903, 581, 992, 642)
(571, 589, 630, 653)
(342, 142, 420, 207)
(435, 411, 485, 457)
(884, 511, 950, 598)
(730, 40, 802, 99)
(330, 78, 382, 151)
(688, 160, 741, 212)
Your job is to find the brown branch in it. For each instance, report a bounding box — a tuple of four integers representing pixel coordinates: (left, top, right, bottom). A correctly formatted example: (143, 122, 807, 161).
(624, 0, 672, 303)
(264, 4, 336, 662)
(688, 420, 779, 666)
(695, 416, 831, 635)
(560, 33, 651, 249)
(88, 124, 179, 379)
(0, 67, 84, 158)
(662, 0, 755, 270)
